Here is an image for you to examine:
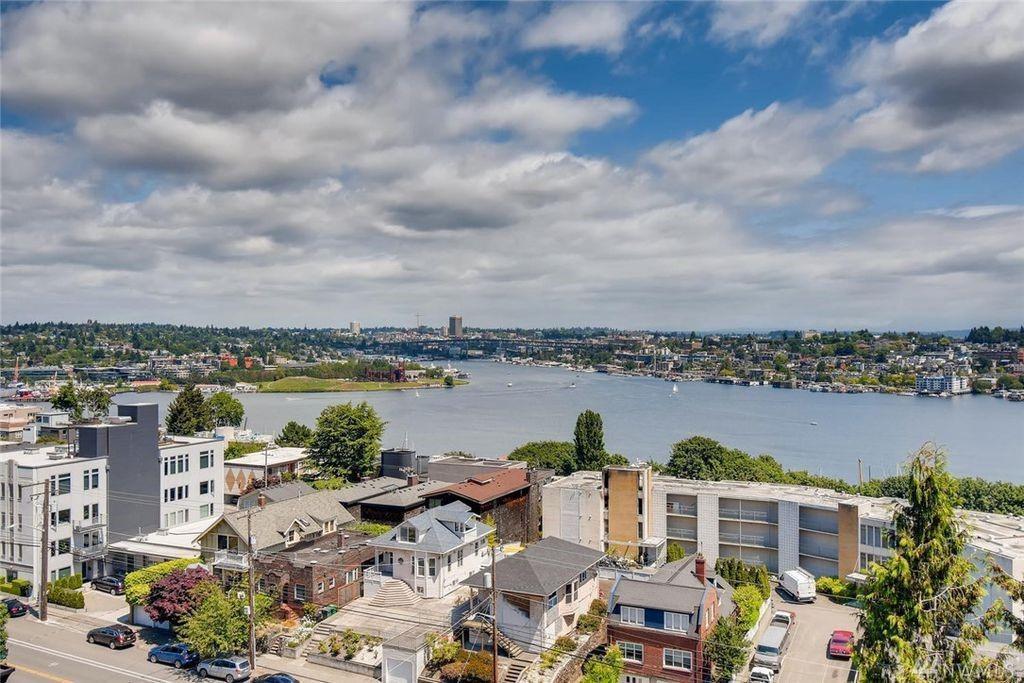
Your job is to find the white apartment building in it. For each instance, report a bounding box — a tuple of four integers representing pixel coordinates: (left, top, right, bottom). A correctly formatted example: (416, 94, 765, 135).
(158, 436, 225, 529)
(0, 444, 109, 587)
(915, 373, 971, 394)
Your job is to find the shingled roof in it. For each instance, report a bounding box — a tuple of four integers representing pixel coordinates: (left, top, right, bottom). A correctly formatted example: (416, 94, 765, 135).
(370, 501, 493, 554)
(463, 536, 604, 597)
(221, 489, 356, 551)
(423, 468, 531, 505)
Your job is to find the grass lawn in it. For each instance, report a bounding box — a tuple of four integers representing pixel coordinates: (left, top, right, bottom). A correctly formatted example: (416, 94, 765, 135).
(258, 376, 467, 393)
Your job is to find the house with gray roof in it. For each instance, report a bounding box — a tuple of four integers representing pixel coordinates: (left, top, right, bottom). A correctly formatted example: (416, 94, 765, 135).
(237, 480, 314, 509)
(368, 501, 494, 598)
(463, 536, 604, 653)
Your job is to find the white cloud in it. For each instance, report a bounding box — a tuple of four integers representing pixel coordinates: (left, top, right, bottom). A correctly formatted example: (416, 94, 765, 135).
(521, 3, 647, 54)
(708, 1, 812, 48)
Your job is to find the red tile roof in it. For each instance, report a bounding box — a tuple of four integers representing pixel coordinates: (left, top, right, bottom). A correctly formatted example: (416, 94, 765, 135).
(425, 468, 530, 505)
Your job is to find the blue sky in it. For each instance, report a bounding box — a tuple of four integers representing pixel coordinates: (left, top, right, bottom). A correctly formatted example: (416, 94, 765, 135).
(1, 1, 1022, 330)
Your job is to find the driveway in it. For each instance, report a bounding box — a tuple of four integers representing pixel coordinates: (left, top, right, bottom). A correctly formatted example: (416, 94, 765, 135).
(750, 588, 859, 683)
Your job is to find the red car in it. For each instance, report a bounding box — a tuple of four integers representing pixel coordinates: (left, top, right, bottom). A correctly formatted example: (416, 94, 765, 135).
(828, 630, 854, 659)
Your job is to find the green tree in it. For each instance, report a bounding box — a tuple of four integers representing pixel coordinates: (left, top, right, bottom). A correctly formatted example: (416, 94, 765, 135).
(179, 583, 271, 658)
(665, 436, 731, 479)
(705, 616, 749, 682)
(206, 391, 244, 427)
(81, 387, 111, 419)
(666, 542, 686, 562)
(574, 409, 606, 471)
(165, 384, 213, 436)
(0, 603, 7, 661)
(276, 421, 313, 447)
(308, 402, 385, 480)
(50, 382, 83, 422)
(582, 644, 624, 683)
(856, 444, 990, 681)
(443, 374, 455, 387)
(507, 441, 575, 475)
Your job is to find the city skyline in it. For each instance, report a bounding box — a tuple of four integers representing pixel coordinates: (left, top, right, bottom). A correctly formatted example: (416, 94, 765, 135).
(2, 1, 1022, 329)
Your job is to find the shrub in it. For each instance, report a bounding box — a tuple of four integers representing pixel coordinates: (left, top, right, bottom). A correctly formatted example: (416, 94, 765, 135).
(462, 651, 494, 683)
(540, 649, 561, 670)
(816, 576, 854, 600)
(732, 585, 764, 631)
(48, 586, 85, 609)
(0, 580, 30, 597)
(124, 557, 201, 605)
(440, 662, 467, 682)
(588, 598, 608, 616)
(425, 632, 462, 668)
(554, 635, 576, 652)
(348, 521, 393, 537)
(577, 613, 602, 634)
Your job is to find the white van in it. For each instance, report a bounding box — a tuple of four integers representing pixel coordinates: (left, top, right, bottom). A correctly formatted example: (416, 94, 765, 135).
(780, 567, 816, 602)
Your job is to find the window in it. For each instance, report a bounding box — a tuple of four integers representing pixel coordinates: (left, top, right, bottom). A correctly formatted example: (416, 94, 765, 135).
(447, 554, 452, 571)
(345, 569, 358, 583)
(620, 606, 644, 626)
(83, 468, 100, 490)
(637, 522, 644, 538)
(457, 549, 464, 566)
(329, 576, 336, 589)
(566, 579, 579, 603)
(416, 558, 425, 576)
(664, 611, 687, 632)
(619, 642, 643, 663)
(546, 593, 557, 609)
(50, 473, 71, 496)
(400, 526, 417, 543)
(637, 497, 643, 515)
(663, 648, 692, 671)
(428, 558, 437, 577)
(200, 480, 213, 495)
(317, 581, 324, 594)
(199, 451, 213, 469)
(200, 503, 214, 519)
(293, 584, 306, 602)
(57, 538, 71, 555)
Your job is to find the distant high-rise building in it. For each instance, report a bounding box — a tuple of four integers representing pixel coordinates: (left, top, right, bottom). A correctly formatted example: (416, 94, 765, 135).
(349, 321, 361, 335)
(448, 315, 463, 338)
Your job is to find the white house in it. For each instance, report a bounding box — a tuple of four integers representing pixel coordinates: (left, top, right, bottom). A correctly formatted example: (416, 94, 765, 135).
(463, 536, 604, 653)
(369, 501, 493, 599)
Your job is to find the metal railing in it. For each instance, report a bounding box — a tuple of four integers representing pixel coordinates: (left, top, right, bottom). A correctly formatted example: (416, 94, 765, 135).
(73, 544, 106, 559)
(666, 502, 697, 516)
(799, 541, 839, 560)
(74, 515, 105, 531)
(666, 527, 697, 541)
(720, 532, 776, 547)
(799, 518, 839, 534)
(213, 549, 249, 570)
(720, 508, 777, 523)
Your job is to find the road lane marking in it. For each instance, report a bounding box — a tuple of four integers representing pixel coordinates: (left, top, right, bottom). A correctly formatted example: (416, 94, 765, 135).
(10, 638, 170, 683)
(4, 662, 74, 683)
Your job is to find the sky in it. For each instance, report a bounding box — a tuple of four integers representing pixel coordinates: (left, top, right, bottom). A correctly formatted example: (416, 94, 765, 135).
(1, 0, 1022, 331)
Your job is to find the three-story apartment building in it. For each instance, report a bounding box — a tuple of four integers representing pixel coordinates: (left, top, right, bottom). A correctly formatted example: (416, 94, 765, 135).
(0, 443, 108, 586)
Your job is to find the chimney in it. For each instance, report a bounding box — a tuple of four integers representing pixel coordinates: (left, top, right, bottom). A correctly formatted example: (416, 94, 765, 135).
(406, 473, 419, 487)
(695, 555, 706, 584)
(257, 492, 267, 508)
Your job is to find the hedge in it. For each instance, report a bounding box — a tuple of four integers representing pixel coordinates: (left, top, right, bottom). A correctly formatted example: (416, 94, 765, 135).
(732, 585, 765, 631)
(50, 574, 83, 591)
(125, 557, 202, 606)
(0, 579, 31, 597)
(48, 586, 85, 609)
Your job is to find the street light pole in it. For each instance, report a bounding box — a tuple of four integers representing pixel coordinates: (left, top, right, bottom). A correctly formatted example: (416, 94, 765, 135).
(246, 507, 257, 669)
(21, 481, 50, 622)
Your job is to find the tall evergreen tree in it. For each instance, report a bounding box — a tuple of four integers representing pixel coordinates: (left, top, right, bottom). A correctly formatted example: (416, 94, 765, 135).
(164, 384, 213, 436)
(276, 420, 313, 448)
(574, 409, 606, 471)
(856, 444, 990, 682)
(308, 402, 385, 480)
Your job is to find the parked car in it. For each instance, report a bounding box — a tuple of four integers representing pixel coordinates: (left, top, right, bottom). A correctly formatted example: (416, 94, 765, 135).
(253, 675, 299, 683)
(1, 597, 28, 617)
(752, 611, 794, 672)
(750, 667, 775, 683)
(828, 629, 855, 659)
(197, 655, 251, 682)
(0, 664, 14, 682)
(148, 642, 200, 669)
(779, 568, 816, 602)
(86, 624, 137, 649)
(90, 575, 126, 595)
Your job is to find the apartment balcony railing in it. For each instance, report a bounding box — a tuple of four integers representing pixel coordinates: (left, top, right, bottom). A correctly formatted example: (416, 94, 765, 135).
(74, 515, 105, 531)
(799, 541, 839, 561)
(720, 508, 777, 523)
(720, 532, 776, 548)
(666, 502, 697, 516)
(798, 518, 839, 535)
(73, 544, 106, 559)
(666, 527, 698, 541)
(213, 550, 249, 570)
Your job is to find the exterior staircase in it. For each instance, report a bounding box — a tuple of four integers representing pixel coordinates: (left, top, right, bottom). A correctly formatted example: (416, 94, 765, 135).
(301, 621, 337, 657)
(501, 654, 536, 683)
(461, 618, 524, 659)
(369, 578, 421, 608)
(267, 634, 284, 656)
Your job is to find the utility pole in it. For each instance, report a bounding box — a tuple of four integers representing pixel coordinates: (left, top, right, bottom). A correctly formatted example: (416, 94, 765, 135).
(22, 481, 50, 622)
(858, 459, 864, 486)
(490, 540, 498, 683)
(246, 508, 257, 669)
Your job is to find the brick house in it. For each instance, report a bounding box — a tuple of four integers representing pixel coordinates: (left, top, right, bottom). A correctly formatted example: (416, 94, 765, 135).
(255, 530, 376, 609)
(421, 468, 554, 543)
(607, 555, 733, 682)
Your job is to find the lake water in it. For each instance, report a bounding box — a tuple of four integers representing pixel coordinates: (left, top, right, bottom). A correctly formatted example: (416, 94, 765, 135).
(115, 360, 1024, 483)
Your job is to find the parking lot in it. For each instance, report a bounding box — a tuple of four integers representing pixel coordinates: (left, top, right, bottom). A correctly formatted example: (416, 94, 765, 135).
(748, 588, 859, 683)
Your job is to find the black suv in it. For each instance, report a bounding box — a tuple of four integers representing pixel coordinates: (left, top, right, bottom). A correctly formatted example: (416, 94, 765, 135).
(86, 624, 137, 649)
(1, 598, 27, 617)
(90, 575, 126, 595)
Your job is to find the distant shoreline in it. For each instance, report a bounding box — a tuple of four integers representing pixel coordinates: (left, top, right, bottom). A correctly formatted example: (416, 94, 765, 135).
(256, 376, 468, 393)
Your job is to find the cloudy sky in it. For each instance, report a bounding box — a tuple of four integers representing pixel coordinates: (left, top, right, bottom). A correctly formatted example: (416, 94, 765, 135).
(1, 1, 1022, 331)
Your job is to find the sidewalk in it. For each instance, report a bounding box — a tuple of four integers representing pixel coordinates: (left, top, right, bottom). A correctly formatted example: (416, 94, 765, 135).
(258, 653, 378, 683)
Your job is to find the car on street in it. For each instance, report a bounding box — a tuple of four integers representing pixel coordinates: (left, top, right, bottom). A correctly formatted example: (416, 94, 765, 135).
(86, 624, 137, 649)
(1, 597, 28, 617)
(148, 642, 200, 669)
(90, 575, 126, 595)
(828, 629, 855, 659)
(750, 667, 775, 683)
(253, 675, 299, 683)
(197, 655, 251, 682)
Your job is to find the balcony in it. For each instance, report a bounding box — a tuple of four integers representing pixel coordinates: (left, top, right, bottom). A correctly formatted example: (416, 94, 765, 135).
(720, 532, 776, 548)
(73, 545, 106, 560)
(667, 527, 697, 541)
(799, 518, 839, 535)
(74, 515, 105, 532)
(719, 508, 777, 523)
(213, 550, 249, 570)
(799, 541, 839, 561)
(666, 502, 697, 516)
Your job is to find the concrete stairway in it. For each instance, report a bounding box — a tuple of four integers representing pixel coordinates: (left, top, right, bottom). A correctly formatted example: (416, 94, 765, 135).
(368, 579, 421, 608)
(301, 621, 337, 657)
(267, 634, 284, 656)
(461, 619, 524, 659)
(501, 655, 536, 683)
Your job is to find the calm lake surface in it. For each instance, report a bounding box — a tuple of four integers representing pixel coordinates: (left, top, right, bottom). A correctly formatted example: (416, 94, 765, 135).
(115, 360, 1024, 483)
